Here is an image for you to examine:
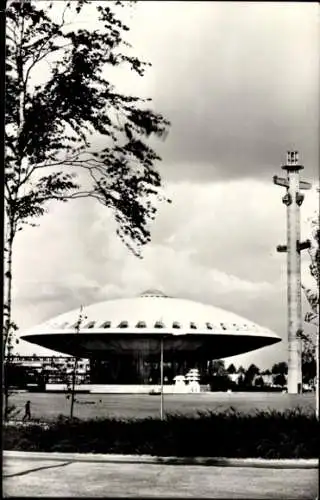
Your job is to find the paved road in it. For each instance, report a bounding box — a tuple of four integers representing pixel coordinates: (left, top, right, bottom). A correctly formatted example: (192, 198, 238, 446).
(3, 455, 318, 498)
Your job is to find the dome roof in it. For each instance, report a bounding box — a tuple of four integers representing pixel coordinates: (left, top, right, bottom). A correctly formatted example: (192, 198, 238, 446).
(20, 292, 281, 359)
(21, 294, 276, 335)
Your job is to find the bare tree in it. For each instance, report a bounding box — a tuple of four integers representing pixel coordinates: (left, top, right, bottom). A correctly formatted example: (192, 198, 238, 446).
(65, 305, 87, 419)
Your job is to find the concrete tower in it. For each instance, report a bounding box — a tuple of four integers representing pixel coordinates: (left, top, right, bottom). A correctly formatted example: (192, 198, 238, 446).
(273, 151, 312, 394)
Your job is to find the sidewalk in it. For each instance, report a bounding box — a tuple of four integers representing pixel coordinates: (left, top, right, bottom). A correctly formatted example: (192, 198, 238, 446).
(3, 452, 318, 498)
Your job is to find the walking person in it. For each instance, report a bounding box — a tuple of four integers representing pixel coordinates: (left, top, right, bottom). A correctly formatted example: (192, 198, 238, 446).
(22, 400, 31, 421)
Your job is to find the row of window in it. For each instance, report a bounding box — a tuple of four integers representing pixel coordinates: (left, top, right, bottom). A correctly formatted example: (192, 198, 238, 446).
(54, 321, 252, 331)
(43, 362, 89, 369)
(6, 356, 89, 364)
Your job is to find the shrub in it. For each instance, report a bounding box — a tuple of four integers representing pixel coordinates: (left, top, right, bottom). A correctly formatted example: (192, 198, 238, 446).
(3, 409, 319, 458)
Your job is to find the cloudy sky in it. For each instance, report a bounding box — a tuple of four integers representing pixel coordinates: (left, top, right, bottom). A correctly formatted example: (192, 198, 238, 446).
(12, 1, 319, 369)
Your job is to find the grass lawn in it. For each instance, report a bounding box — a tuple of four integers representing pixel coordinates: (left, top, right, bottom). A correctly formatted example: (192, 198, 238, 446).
(9, 391, 315, 422)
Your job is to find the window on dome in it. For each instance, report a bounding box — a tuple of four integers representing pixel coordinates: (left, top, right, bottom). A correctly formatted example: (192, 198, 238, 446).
(190, 322, 197, 329)
(101, 321, 111, 328)
(155, 321, 164, 328)
(206, 322, 213, 330)
(119, 321, 129, 328)
(220, 323, 227, 330)
(173, 321, 181, 329)
(136, 321, 146, 328)
(85, 321, 95, 329)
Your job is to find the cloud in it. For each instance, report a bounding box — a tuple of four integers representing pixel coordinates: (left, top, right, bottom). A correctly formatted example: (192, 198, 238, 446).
(13, 177, 318, 367)
(123, 2, 319, 183)
(9, 2, 319, 366)
(27, 2, 319, 185)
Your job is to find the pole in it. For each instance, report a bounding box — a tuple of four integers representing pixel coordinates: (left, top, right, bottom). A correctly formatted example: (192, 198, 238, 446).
(160, 337, 164, 420)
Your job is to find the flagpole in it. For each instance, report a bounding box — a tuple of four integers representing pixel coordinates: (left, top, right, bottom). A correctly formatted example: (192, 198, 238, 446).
(160, 337, 164, 420)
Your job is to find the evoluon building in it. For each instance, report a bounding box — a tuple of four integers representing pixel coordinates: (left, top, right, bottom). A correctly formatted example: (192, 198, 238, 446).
(21, 290, 281, 385)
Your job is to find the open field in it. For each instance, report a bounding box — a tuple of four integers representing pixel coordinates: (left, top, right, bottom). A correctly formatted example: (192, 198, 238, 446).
(9, 391, 315, 421)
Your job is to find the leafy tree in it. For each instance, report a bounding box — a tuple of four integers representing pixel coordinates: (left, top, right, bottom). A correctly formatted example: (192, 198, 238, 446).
(237, 365, 245, 374)
(4, 1, 170, 383)
(227, 363, 236, 374)
(273, 373, 286, 388)
(301, 210, 319, 396)
(301, 349, 316, 387)
(271, 362, 288, 376)
(206, 360, 231, 391)
(243, 363, 260, 387)
(262, 369, 271, 376)
(211, 360, 226, 376)
(254, 376, 265, 387)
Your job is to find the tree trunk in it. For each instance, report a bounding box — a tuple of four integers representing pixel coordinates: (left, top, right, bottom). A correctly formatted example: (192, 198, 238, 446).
(3, 218, 15, 421)
(3, 0, 25, 357)
(3, 225, 14, 348)
(3, 0, 26, 419)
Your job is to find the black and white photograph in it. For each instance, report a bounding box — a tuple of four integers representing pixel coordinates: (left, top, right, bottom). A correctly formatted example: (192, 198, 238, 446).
(2, 1, 319, 498)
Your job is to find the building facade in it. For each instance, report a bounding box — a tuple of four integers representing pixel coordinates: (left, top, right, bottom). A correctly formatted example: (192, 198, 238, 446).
(5, 355, 90, 386)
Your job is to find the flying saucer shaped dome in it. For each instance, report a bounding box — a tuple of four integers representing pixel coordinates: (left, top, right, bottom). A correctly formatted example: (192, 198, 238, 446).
(20, 291, 281, 360)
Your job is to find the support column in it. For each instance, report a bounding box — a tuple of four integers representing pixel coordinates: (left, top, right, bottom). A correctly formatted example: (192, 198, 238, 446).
(286, 168, 302, 393)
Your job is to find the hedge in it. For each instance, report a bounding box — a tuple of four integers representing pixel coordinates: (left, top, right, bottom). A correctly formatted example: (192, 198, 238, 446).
(3, 408, 319, 458)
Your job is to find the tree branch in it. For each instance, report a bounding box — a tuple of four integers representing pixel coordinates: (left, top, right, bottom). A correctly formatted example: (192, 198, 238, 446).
(18, 163, 36, 188)
(24, 42, 73, 86)
(22, 2, 72, 86)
